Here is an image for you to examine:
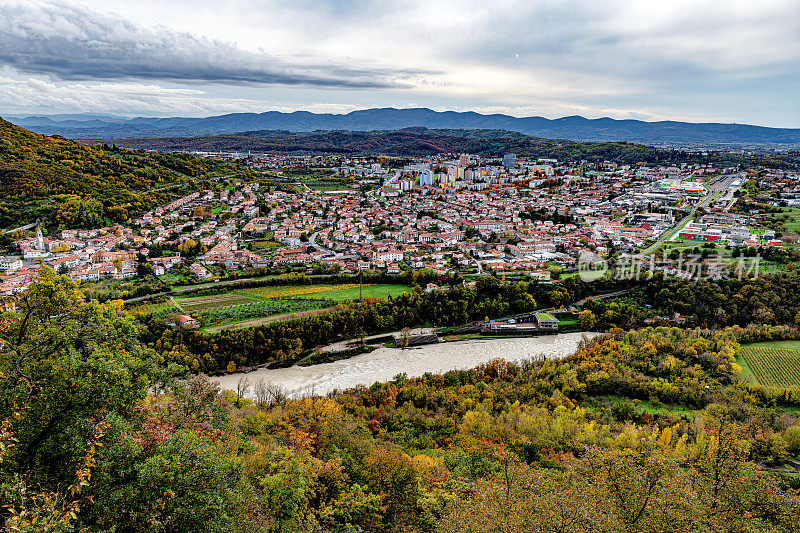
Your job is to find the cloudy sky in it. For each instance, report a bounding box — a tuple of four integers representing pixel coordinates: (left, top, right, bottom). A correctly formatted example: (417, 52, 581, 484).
(0, 0, 797, 126)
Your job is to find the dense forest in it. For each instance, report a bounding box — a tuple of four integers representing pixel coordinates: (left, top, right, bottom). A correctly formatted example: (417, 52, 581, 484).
(0, 118, 241, 229)
(583, 272, 800, 330)
(88, 127, 800, 168)
(1, 267, 799, 531)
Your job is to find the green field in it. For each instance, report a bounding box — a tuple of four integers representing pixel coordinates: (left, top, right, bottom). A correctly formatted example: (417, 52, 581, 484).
(249, 238, 282, 253)
(236, 283, 409, 302)
(575, 269, 606, 282)
(157, 272, 195, 285)
(134, 301, 175, 315)
(767, 206, 800, 234)
(197, 299, 327, 330)
(660, 241, 733, 254)
(300, 284, 410, 301)
(651, 239, 785, 274)
(785, 208, 800, 233)
(743, 340, 800, 350)
(260, 169, 353, 192)
(175, 293, 255, 312)
(557, 316, 578, 327)
(738, 343, 800, 388)
(141, 283, 411, 329)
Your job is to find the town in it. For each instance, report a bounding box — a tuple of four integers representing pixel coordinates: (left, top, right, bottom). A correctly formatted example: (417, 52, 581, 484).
(1, 151, 797, 297)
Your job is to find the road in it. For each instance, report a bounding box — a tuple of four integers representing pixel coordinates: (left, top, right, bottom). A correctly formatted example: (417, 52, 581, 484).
(310, 230, 338, 257)
(638, 173, 742, 256)
(469, 253, 484, 273)
(574, 288, 636, 307)
(3, 221, 39, 235)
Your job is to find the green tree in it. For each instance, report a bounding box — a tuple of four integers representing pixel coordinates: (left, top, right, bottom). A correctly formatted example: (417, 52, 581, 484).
(0, 266, 155, 488)
(129, 431, 236, 532)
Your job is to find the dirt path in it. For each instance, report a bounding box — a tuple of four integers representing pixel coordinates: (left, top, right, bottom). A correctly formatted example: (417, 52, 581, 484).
(574, 288, 636, 307)
(170, 295, 184, 313)
(203, 306, 336, 333)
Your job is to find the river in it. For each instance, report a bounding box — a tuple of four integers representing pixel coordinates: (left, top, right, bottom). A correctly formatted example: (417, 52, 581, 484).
(212, 333, 598, 398)
(213, 332, 600, 399)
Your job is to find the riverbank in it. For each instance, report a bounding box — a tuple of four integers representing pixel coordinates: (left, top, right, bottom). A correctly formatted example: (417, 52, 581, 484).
(213, 332, 600, 399)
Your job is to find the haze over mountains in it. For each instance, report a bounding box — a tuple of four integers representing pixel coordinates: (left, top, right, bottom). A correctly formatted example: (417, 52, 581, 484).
(6, 108, 799, 147)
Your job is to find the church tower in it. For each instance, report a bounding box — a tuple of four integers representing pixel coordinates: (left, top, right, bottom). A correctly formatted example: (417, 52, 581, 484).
(36, 224, 44, 250)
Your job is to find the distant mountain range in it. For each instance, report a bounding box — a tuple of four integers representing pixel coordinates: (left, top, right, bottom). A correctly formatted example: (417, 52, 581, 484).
(80, 128, 676, 163)
(4, 108, 800, 146)
(70, 128, 800, 170)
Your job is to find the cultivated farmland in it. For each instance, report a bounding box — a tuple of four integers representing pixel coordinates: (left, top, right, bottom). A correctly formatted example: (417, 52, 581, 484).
(196, 299, 325, 328)
(739, 344, 800, 388)
(175, 293, 255, 312)
(236, 283, 409, 302)
(140, 283, 410, 330)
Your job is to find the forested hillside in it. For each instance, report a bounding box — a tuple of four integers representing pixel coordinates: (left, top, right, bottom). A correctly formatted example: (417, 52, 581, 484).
(89, 128, 667, 163)
(0, 118, 240, 229)
(1, 267, 799, 532)
(90, 127, 800, 168)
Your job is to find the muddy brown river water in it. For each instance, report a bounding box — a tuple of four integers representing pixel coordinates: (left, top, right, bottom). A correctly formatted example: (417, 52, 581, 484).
(214, 332, 600, 399)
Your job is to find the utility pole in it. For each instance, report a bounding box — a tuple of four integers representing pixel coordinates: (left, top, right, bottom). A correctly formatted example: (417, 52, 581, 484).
(359, 267, 363, 302)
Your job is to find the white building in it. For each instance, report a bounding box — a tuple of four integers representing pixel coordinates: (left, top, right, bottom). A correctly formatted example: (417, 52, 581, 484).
(0, 257, 23, 272)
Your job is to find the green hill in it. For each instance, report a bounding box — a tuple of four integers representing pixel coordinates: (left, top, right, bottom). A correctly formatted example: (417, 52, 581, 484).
(92, 127, 673, 162)
(0, 117, 241, 230)
(95, 127, 800, 168)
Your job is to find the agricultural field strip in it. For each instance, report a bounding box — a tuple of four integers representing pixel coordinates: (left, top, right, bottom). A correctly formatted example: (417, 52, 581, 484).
(196, 299, 326, 327)
(152, 284, 408, 325)
(739, 346, 800, 388)
(236, 283, 364, 300)
(170, 284, 371, 313)
(174, 293, 256, 312)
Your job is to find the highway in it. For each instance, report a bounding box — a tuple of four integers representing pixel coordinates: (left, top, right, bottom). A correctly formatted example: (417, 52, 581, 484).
(638, 173, 742, 256)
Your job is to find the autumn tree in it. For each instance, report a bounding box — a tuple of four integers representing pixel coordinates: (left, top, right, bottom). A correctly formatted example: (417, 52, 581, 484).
(579, 309, 598, 330)
(0, 266, 156, 524)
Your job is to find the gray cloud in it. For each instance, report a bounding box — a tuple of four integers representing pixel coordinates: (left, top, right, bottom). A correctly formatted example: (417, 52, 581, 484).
(0, 1, 429, 88)
(0, 0, 796, 126)
(397, 1, 797, 84)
